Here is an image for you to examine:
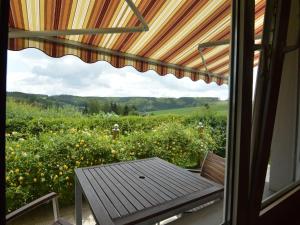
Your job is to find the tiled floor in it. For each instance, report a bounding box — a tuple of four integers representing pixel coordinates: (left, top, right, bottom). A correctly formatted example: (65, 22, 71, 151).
(168, 200, 223, 225)
(9, 199, 224, 225)
(9, 165, 273, 225)
(9, 201, 224, 225)
(9, 200, 95, 225)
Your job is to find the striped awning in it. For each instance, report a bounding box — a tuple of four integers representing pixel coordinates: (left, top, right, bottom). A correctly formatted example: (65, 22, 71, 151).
(8, 0, 265, 85)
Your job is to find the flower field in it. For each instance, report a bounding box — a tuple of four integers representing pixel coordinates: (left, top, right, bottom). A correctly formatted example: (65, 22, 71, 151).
(5, 99, 227, 212)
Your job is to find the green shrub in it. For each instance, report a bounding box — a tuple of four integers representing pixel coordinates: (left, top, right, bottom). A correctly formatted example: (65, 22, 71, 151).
(5, 100, 227, 212)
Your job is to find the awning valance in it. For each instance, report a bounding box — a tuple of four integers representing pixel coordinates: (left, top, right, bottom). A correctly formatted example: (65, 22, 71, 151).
(8, 0, 265, 85)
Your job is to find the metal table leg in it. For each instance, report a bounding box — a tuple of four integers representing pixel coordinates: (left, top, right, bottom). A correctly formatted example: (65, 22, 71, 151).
(75, 177, 83, 225)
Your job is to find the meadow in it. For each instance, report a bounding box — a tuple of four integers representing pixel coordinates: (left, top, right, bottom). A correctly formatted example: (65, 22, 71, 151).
(150, 101, 228, 116)
(5, 98, 227, 212)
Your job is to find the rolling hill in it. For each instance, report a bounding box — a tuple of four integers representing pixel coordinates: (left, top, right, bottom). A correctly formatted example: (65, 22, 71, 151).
(7, 92, 227, 113)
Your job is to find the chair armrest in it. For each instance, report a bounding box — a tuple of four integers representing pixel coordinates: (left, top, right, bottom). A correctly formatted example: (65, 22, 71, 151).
(6, 192, 58, 223)
(53, 218, 74, 225)
(186, 169, 202, 173)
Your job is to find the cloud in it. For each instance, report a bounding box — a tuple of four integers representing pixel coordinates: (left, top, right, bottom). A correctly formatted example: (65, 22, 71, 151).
(7, 48, 229, 100)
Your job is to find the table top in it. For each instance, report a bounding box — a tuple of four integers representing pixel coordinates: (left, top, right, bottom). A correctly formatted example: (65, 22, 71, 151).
(75, 157, 223, 225)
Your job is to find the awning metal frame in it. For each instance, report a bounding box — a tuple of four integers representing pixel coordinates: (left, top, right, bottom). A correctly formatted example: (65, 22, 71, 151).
(197, 35, 262, 77)
(9, 0, 149, 39)
(9, 31, 227, 81)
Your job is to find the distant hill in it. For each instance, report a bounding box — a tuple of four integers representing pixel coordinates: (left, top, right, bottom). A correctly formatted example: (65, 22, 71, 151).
(150, 101, 228, 116)
(7, 92, 225, 113)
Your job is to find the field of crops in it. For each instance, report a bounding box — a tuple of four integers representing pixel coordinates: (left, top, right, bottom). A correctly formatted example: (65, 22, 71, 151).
(5, 99, 227, 212)
(150, 101, 228, 116)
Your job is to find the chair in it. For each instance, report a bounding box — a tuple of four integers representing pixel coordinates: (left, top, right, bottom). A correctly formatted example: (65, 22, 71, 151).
(6, 192, 73, 225)
(162, 152, 225, 224)
(188, 151, 225, 185)
(183, 151, 225, 214)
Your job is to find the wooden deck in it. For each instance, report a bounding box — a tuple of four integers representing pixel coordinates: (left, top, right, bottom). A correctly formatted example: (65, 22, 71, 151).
(75, 157, 224, 225)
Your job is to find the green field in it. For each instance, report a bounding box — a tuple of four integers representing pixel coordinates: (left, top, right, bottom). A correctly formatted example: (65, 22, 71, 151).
(150, 101, 228, 116)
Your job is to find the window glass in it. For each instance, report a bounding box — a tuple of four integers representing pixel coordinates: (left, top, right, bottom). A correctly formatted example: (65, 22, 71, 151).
(261, 0, 300, 205)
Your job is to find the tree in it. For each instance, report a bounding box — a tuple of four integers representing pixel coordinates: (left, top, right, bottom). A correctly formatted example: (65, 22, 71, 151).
(123, 105, 129, 115)
(87, 100, 101, 114)
(110, 102, 117, 114)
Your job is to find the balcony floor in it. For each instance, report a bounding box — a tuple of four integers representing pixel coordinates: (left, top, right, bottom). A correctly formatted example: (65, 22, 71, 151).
(9, 166, 273, 225)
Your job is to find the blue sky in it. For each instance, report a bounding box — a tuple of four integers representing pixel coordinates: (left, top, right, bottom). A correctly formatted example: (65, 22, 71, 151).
(7, 48, 230, 100)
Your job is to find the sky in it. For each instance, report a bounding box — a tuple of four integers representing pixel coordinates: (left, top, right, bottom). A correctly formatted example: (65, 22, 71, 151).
(7, 48, 230, 100)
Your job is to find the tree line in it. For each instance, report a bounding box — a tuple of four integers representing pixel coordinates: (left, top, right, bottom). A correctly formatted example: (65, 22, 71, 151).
(83, 100, 138, 116)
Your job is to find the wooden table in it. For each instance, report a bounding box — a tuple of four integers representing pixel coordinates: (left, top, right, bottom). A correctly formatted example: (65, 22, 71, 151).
(74, 157, 223, 225)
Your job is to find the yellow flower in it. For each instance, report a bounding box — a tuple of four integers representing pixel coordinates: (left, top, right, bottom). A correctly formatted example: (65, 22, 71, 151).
(18, 176, 24, 182)
(33, 178, 37, 182)
(63, 165, 68, 170)
(76, 144, 79, 148)
(16, 144, 20, 148)
(15, 168, 19, 173)
(59, 171, 63, 175)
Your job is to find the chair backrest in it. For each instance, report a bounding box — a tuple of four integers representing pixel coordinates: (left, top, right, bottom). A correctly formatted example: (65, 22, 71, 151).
(200, 151, 225, 185)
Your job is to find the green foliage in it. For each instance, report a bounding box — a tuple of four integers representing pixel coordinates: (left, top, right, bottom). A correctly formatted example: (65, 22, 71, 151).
(82, 99, 138, 115)
(150, 101, 228, 116)
(7, 92, 223, 112)
(5, 99, 227, 213)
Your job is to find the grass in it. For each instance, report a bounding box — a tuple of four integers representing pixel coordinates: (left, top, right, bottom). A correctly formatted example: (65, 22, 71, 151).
(150, 101, 228, 116)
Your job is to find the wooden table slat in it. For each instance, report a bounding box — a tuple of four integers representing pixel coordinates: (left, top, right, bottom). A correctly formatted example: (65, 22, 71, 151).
(115, 186, 223, 225)
(144, 160, 200, 192)
(156, 158, 219, 187)
(150, 159, 211, 189)
(92, 168, 137, 214)
(112, 164, 164, 205)
(83, 169, 120, 219)
(89, 169, 129, 217)
(116, 163, 171, 203)
(104, 166, 153, 208)
(125, 163, 177, 200)
(129, 162, 184, 197)
(155, 158, 213, 187)
(109, 164, 159, 206)
(99, 166, 145, 211)
(75, 169, 114, 225)
(133, 161, 192, 195)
